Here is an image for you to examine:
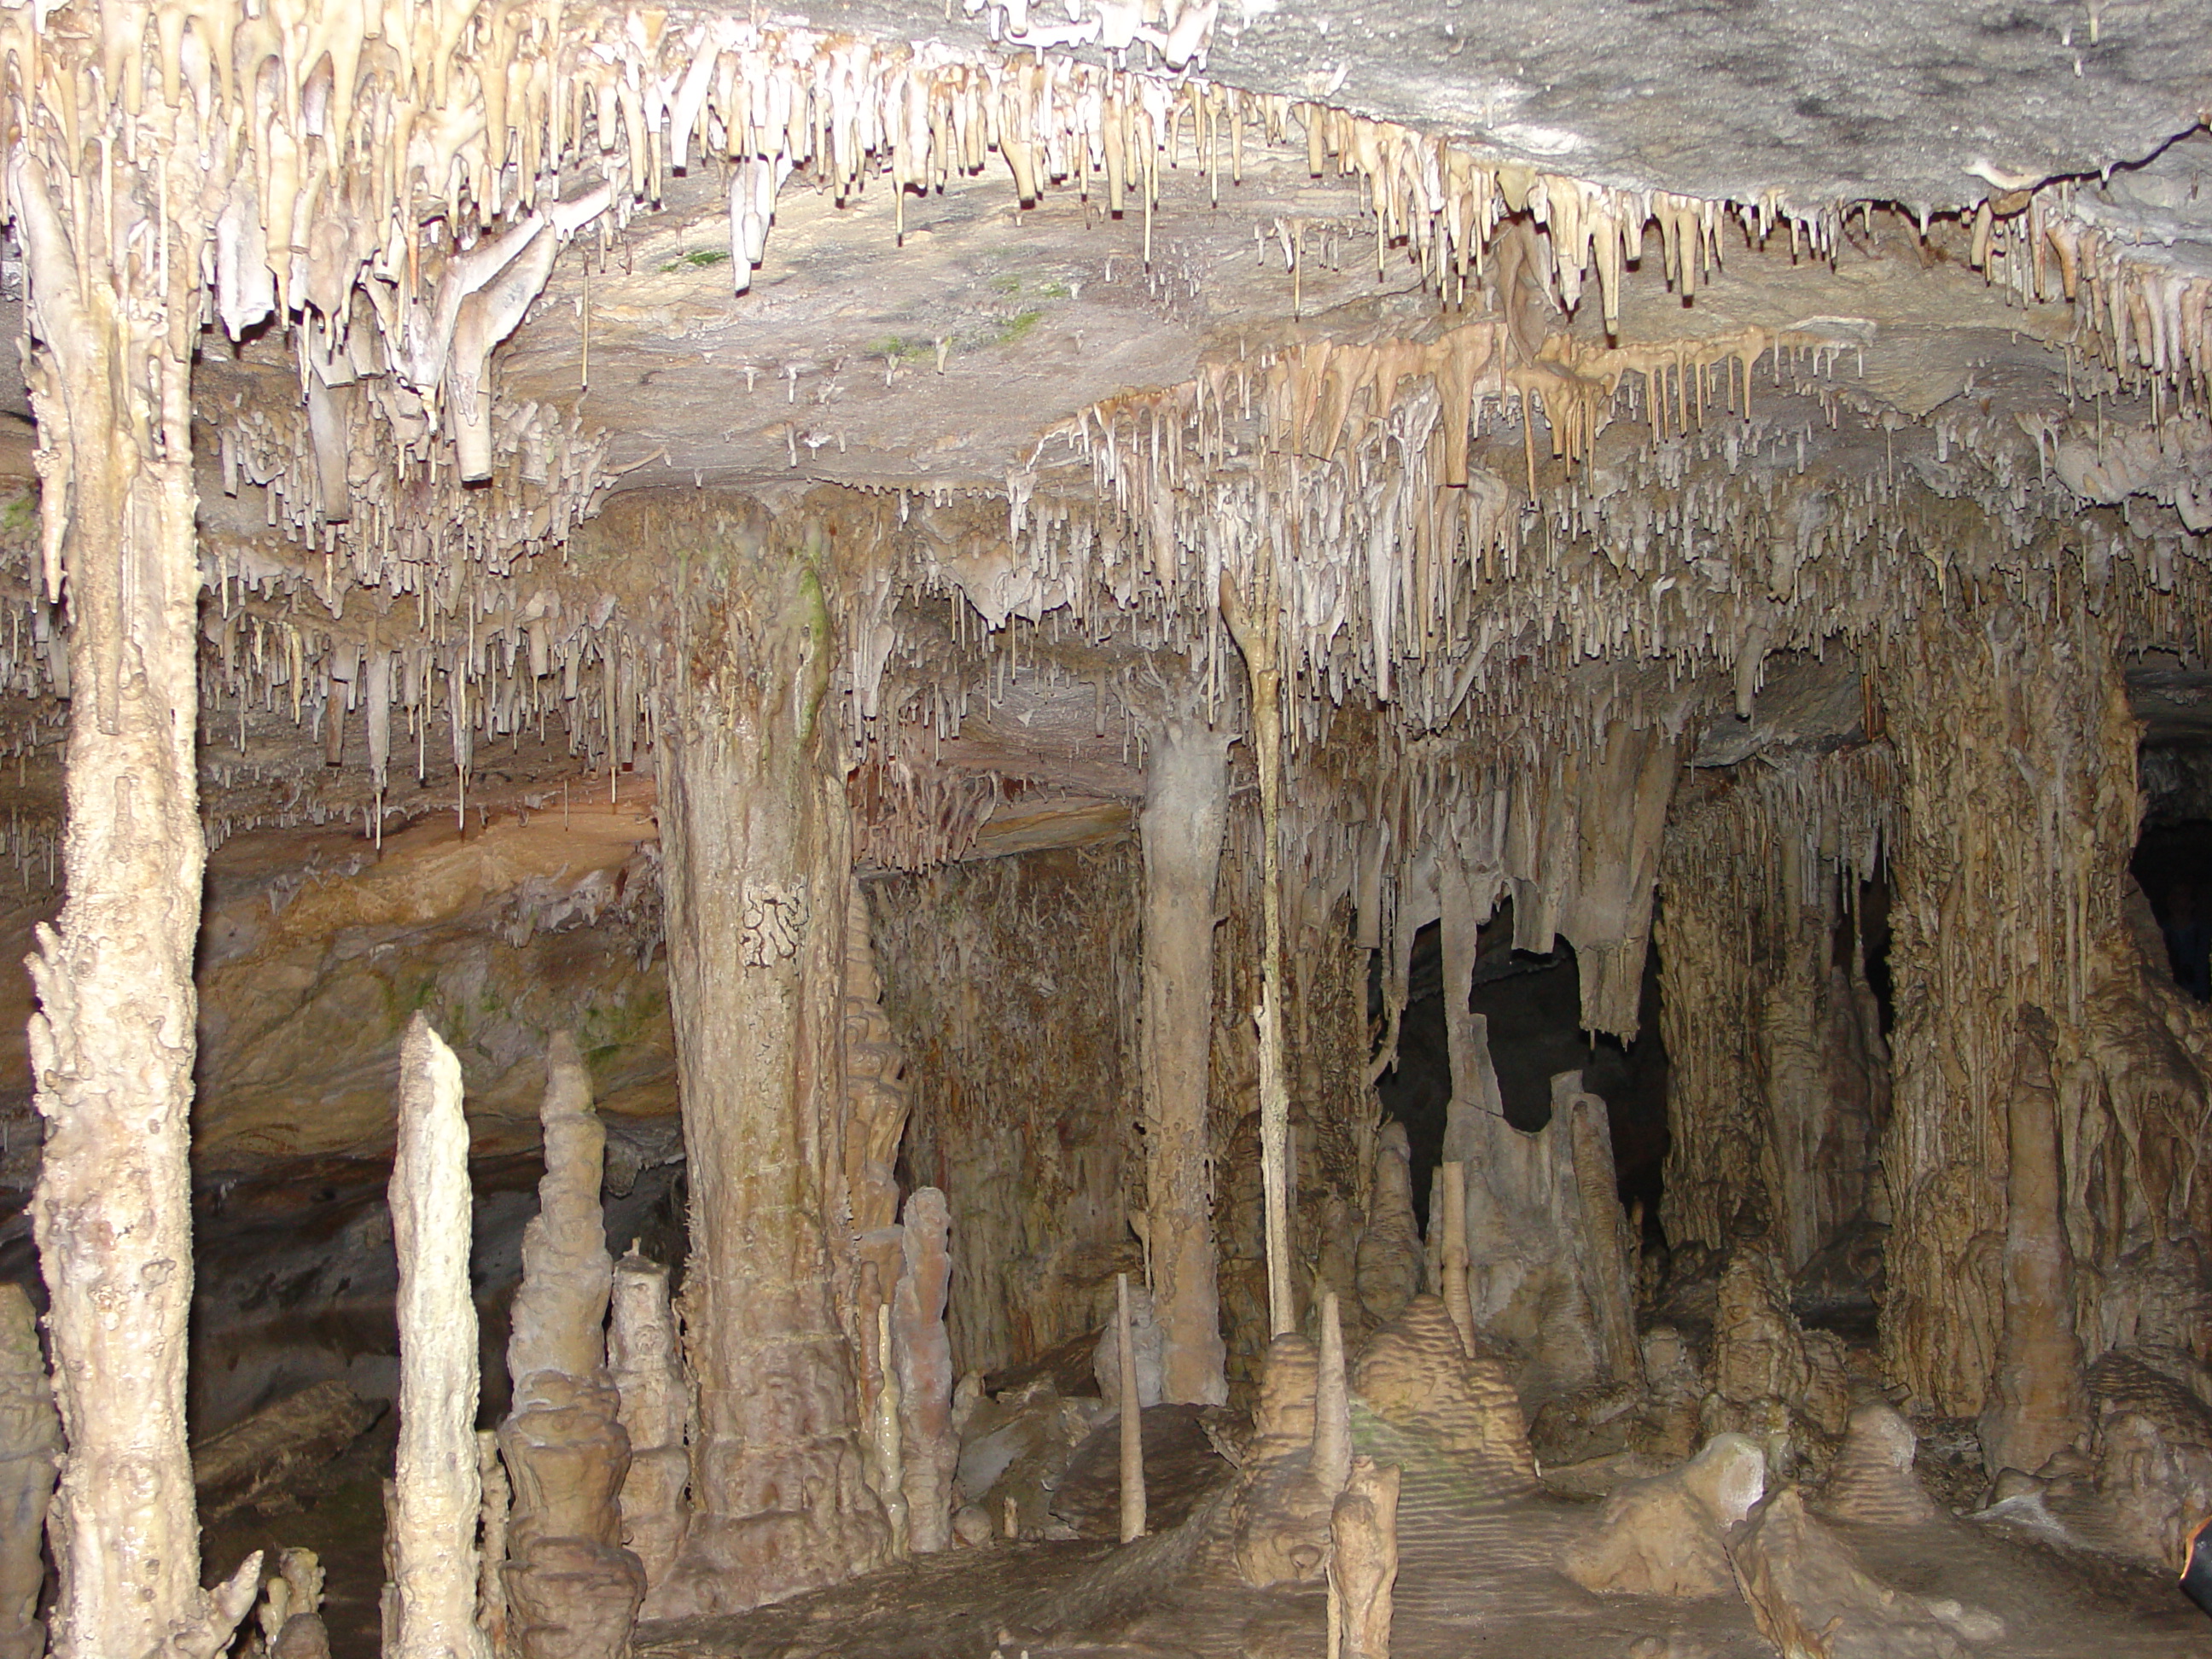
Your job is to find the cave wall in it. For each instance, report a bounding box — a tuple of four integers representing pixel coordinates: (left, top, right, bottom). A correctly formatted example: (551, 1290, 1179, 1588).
(1883, 596, 2212, 1412)
(870, 842, 1143, 1379)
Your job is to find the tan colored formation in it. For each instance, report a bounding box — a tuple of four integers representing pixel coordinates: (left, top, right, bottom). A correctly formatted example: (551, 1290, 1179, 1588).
(498, 1034, 644, 1659)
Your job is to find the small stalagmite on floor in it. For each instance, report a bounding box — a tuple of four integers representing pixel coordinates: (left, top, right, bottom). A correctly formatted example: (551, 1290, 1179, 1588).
(1328, 1457, 1400, 1659)
(498, 1033, 646, 1659)
(1119, 1273, 1147, 1544)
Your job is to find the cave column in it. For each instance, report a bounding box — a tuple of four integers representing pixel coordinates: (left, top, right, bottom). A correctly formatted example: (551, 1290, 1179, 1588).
(1881, 599, 2137, 1413)
(11, 77, 259, 1659)
(655, 529, 888, 1615)
(1140, 718, 1231, 1405)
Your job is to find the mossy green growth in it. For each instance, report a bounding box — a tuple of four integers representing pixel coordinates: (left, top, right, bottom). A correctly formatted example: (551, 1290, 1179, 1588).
(660, 247, 731, 272)
(869, 335, 939, 365)
(992, 309, 1043, 346)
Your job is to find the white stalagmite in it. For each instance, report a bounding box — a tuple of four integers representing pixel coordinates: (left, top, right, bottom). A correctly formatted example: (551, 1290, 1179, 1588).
(386, 1015, 491, 1659)
(1138, 717, 1231, 1404)
(499, 1033, 643, 1659)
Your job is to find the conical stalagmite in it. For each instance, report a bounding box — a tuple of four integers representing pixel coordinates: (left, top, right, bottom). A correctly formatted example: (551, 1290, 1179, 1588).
(386, 1016, 491, 1659)
(1355, 1124, 1423, 1327)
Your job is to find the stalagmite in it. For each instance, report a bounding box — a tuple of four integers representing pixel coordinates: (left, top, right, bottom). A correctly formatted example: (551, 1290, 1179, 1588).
(386, 1015, 490, 1659)
(1328, 1457, 1400, 1659)
(893, 1187, 958, 1553)
(0, 1286, 58, 1659)
(1355, 1123, 1423, 1326)
(1138, 718, 1232, 1403)
(1118, 1273, 1148, 1543)
(498, 1033, 643, 1659)
(610, 1249, 691, 1610)
(1979, 1011, 2089, 1481)
(870, 1304, 911, 1557)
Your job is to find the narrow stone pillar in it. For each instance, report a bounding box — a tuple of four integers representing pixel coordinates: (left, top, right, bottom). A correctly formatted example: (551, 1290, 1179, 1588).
(655, 527, 887, 1615)
(1117, 1274, 1147, 1543)
(1139, 719, 1231, 1404)
(893, 1188, 957, 1552)
(386, 1016, 489, 1659)
(14, 127, 258, 1659)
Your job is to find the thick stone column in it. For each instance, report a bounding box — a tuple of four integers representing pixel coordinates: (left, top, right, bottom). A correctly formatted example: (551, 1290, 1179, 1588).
(1139, 719, 1231, 1405)
(655, 519, 888, 1615)
(1881, 600, 2137, 1413)
(13, 108, 257, 1657)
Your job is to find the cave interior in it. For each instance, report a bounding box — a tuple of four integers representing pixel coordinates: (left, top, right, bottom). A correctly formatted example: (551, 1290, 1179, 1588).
(0, 2, 2209, 1657)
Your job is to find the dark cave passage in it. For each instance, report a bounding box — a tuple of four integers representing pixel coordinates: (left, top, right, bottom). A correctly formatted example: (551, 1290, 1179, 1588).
(1371, 905, 1670, 1235)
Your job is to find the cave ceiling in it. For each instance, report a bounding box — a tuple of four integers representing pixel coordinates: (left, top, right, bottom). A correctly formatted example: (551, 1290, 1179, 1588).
(0, 0, 2205, 910)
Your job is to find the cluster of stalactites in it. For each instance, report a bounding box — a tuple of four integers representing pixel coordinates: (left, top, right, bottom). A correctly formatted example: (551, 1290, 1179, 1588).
(0, 1, 1845, 572)
(192, 579, 660, 846)
(214, 389, 616, 613)
(1983, 185, 2212, 407)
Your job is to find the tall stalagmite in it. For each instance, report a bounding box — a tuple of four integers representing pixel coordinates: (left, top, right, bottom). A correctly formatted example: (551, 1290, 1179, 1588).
(1140, 718, 1232, 1403)
(1979, 1010, 2089, 1478)
(387, 1016, 490, 1659)
(499, 1034, 643, 1659)
(654, 509, 888, 1613)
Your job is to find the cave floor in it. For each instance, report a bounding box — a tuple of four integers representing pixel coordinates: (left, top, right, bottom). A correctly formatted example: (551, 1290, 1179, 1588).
(634, 1411, 2211, 1659)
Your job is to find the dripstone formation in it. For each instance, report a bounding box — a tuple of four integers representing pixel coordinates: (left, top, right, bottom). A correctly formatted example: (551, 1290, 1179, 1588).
(0, 3, 2206, 1659)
